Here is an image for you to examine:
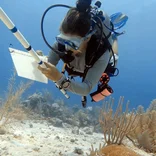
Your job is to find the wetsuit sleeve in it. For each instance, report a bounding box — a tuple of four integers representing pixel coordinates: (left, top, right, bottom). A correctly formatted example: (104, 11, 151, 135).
(48, 42, 60, 66)
(56, 50, 110, 96)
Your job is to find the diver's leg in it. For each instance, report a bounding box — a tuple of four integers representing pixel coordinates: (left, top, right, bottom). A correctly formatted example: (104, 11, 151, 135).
(112, 37, 118, 56)
(111, 36, 119, 67)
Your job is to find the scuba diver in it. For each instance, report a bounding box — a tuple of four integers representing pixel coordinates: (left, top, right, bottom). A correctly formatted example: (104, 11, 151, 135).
(38, 0, 128, 107)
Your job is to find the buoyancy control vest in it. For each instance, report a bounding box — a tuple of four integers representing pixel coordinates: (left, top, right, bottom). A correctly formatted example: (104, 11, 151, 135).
(58, 32, 112, 78)
(56, 30, 117, 108)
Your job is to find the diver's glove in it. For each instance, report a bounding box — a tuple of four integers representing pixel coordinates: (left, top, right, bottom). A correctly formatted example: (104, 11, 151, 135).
(36, 50, 48, 62)
(36, 50, 44, 56)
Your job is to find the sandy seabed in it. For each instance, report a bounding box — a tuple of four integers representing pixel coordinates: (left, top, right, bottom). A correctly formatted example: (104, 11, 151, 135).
(0, 120, 155, 156)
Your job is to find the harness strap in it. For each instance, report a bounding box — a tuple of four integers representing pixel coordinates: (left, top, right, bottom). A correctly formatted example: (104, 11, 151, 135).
(81, 26, 113, 108)
(61, 63, 67, 74)
(64, 64, 84, 77)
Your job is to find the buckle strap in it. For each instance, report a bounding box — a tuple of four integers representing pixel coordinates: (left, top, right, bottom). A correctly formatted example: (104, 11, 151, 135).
(85, 64, 92, 68)
(81, 96, 87, 108)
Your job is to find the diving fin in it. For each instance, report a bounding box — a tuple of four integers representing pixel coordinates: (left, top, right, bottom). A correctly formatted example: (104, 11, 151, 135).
(110, 12, 128, 30)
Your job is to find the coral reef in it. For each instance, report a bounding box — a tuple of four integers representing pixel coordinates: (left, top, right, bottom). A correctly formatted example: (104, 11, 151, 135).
(88, 144, 140, 156)
(128, 110, 156, 153)
(22, 93, 156, 155)
(0, 70, 156, 155)
(22, 92, 101, 131)
(86, 97, 140, 155)
(87, 97, 156, 155)
(0, 71, 32, 130)
(147, 99, 156, 112)
(99, 97, 137, 145)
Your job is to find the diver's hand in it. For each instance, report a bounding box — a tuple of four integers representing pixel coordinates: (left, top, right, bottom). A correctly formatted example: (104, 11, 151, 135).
(36, 50, 44, 56)
(38, 62, 63, 82)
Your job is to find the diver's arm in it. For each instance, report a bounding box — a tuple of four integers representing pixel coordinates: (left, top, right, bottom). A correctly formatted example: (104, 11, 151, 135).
(110, 36, 119, 67)
(48, 42, 60, 66)
(56, 50, 110, 96)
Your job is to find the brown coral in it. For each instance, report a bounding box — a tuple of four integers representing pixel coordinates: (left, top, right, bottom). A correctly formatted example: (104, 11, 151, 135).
(127, 110, 156, 153)
(99, 145, 140, 156)
(99, 97, 137, 145)
(0, 71, 32, 129)
(88, 144, 140, 156)
(87, 97, 140, 156)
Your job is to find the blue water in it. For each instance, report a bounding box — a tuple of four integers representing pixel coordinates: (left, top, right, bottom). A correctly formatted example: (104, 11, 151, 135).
(0, 0, 156, 110)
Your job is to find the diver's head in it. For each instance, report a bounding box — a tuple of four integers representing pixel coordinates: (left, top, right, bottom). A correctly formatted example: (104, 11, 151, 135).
(60, 8, 91, 37)
(56, 0, 94, 53)
(60, 0, 92, 37)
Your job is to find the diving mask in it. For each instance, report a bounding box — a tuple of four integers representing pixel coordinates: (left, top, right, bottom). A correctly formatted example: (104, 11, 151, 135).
(56, 30, 96, 51)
